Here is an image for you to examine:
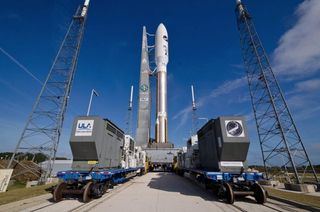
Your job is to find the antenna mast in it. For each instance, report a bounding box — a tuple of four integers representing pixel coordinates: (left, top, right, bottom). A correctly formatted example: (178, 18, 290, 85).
(191, 85, 197, 135)
(126, 85, 134, 136)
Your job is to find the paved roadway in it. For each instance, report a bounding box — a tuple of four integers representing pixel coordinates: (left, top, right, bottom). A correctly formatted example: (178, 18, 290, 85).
(0, 172, 310, 212)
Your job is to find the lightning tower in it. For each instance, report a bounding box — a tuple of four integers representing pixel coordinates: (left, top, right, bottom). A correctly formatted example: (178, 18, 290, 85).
(8, 0, 90, 183)
(126, 85, 134, 136)
(235, 0, 318, 183)
(191, 85, 197, 135)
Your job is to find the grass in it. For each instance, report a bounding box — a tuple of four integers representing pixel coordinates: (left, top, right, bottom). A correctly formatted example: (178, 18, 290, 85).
(264, 186, 320, 208)
(0, 183, 55, 205)
(6, 181, 26, 190)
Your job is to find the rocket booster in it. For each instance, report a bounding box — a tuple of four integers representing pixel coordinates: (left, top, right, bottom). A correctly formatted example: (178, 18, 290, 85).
(155, 23, 169, 143)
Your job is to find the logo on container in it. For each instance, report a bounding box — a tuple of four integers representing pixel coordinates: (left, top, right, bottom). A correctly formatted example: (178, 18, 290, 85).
(225, 120, 245, 137)
(77, 122, 92, 129)
(75, 120, 94, 136)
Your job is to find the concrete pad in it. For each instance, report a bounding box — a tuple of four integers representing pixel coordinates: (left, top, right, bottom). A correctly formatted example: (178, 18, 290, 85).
(89, 172, 235, 212)
(0, 173, 309, 212)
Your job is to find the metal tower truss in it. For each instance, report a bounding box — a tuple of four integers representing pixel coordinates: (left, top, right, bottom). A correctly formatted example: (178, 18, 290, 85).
(191, 85, 198, 135)
(126, 85, 134, 136)
(8, 1, 90, 182)
(147, 40, 156, 75)
(235, 1, 318, 184)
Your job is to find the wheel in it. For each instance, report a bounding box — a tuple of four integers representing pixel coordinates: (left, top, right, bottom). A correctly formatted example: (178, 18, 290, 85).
(109, 180, 114, 189)
(252, 183, 266, 204)
(217, 185, 224, 199)
(92, 183, 108, 198)
(83, 182, 94, 203)
(224, 183, 235, 204)
(53, 182, 67, 202)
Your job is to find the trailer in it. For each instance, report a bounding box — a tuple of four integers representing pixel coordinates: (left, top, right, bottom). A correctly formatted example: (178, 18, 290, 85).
(53, 167, 144, 202)
(176, 116, 267, 204)
(177, 168, 266, 204)
(52, 116, 146, 202)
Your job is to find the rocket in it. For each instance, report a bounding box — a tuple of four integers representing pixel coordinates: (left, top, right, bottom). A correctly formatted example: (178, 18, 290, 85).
(155, 23, 169, 143)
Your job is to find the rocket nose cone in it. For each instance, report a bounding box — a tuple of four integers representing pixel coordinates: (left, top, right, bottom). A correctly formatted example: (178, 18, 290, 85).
(156, 23, 168, 37)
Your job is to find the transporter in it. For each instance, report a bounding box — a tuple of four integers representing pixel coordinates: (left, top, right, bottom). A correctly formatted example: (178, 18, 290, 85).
(177, 116, 267, 204)
(53, 116, 145, 202)
(145, 143, 180, 171)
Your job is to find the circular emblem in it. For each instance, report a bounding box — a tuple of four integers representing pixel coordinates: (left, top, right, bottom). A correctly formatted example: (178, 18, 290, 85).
(226, 121, 243, 137)
(140, 84, 148, 92)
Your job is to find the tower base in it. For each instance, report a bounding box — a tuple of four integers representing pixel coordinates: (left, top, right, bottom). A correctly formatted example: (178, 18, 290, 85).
(148, 142, 174, 149)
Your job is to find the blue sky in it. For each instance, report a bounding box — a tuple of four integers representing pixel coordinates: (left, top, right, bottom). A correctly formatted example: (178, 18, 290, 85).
(1, 0, 319, 165)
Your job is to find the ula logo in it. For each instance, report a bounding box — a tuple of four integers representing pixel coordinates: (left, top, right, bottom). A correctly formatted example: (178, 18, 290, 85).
(75, 120, 94, 136)
(78, 123, 92, 129)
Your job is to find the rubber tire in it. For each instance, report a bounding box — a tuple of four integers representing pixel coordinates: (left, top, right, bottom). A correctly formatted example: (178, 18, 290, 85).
(224, 183, 235, 204)
(83, 182, 93, 203)
(53, 182, 67, 202)
(252, 183, 266, 204)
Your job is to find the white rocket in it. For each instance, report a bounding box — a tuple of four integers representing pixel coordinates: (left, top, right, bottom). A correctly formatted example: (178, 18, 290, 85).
(155, 23, 169, 143)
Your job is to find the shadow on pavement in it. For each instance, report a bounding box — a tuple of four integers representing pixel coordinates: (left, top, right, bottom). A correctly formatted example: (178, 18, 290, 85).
(147, 172, 273, 205)
(147, 172, 215, 201)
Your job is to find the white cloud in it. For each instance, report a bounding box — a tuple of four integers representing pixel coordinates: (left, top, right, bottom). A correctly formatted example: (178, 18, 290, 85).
(286, 90, 320, 116)
(209, 77, 246, 98)
(296, 105, 320, 121)
(272, 0, 320, 77)
(294, 78, 320, 92)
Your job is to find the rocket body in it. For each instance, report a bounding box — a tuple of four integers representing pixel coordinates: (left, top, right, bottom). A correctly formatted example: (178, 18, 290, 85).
(155, 23, 169, 143)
